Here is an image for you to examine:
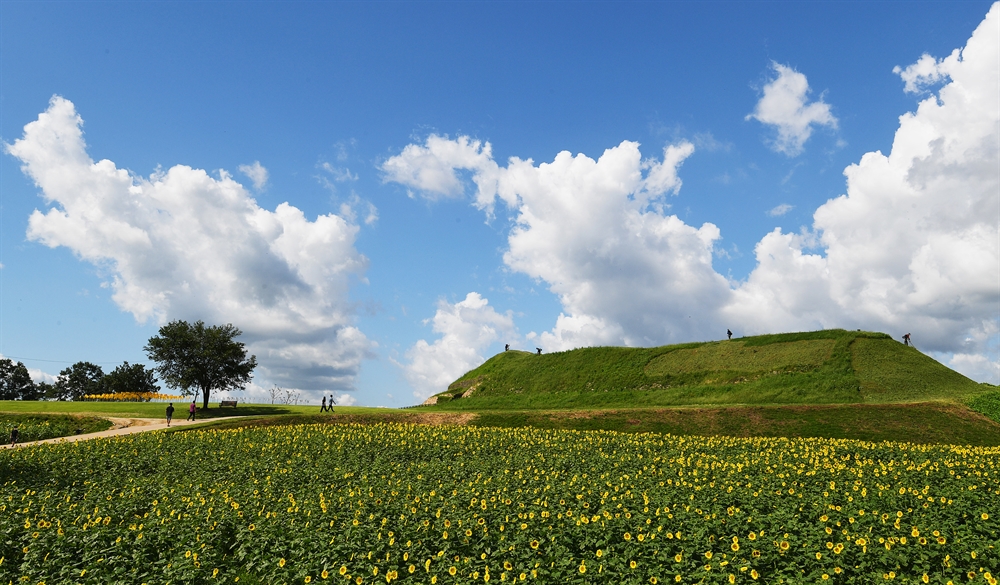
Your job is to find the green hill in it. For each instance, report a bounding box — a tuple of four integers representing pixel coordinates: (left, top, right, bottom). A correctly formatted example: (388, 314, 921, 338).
(428, 329, 986, 410)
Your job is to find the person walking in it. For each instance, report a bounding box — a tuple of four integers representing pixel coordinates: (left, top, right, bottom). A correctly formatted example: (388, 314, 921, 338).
(9, 426, 18, 447)
(329, 395, 336, 413)
(320, 396, 328, 413)
(165, 403, 175, 427)
(903, 333, 911, 346)
(187, 401, 197, 421)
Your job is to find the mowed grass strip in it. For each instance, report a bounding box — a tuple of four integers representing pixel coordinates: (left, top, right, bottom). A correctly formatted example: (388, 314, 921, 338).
(0, 401, 386, 420)
(470, 402, 1000, 446)
(644, 338, 835, 374)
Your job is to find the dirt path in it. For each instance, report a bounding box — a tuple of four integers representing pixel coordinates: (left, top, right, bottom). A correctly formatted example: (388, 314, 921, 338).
(1, 416, 246, 449)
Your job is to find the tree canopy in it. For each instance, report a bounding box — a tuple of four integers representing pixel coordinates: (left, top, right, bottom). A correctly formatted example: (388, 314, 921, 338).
(144, 320, 257, 409)
(53, 361, 105, 401)
(102, 361, 159, 395)
(0, 358, 37, 400)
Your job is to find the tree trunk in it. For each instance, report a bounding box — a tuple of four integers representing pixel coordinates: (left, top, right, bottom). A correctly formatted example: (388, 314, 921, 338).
(202, 387, 210, 410)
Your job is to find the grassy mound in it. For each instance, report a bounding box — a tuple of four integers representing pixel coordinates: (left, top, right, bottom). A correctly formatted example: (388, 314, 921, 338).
(430, 329, 986, 410)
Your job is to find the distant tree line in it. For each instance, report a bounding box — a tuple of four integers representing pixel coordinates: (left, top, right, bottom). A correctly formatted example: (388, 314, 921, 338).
(0, 358, 159, 401)
(1, 319, 256, 408)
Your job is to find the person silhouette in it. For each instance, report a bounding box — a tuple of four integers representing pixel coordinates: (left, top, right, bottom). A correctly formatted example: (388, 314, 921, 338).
(727, 329, 733, 340)
(505, 344, 509, 351)
(165, 403, 175, 427)
(903, 333, 911, 346)
(536, 348, 542, 355)
(321, 396, 328, 412)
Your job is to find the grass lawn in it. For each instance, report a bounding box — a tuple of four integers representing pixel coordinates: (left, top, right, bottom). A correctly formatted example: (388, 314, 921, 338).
(468, 401, 1000, 446)
(0, 400, 389, 420)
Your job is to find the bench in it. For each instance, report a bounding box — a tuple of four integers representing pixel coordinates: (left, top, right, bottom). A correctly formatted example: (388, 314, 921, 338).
(220, 400, 238, 408)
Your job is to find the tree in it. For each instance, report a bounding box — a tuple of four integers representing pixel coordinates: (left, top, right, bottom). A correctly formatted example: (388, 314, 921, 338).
(102, 362, 159, 396)
(268, 384, 283, 405)
(0, 358, 37, 400)
(38, 381, 58, 400)
(53, 361, 105, 401)
(144, 320, 257, 409)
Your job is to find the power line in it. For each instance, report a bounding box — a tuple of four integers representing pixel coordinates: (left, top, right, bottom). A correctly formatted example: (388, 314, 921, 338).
(1, 355, 124, 365)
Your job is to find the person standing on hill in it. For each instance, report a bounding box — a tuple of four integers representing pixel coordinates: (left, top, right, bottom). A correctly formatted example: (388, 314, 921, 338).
(903, 333, 911, 346)
(187, 401, 197, 421)
(727, 329, 733, 340)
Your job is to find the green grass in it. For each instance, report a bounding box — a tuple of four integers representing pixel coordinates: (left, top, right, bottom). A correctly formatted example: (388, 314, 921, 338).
(0, 401, 375, 419)
(0, 413, 112, 442)
(469, 401, 1000, 446)
(428, 329, 986, 410)
(967, 387, 1000, 423)
(164, 409, 415, 433)
(851, 338, 985, 402)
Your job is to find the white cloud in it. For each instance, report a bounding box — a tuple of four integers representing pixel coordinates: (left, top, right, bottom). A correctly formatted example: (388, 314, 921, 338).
(385, 4, 999, 384)
(6, 96, 373, 392)
(27, 367, 57, 385)
(381, 135, 500, 205)
(320, 161, 358, 183)
(767, 203, 794, 217)
(337, 194, 379, 227)
(0, 354, 57, 385)
(402, 292, 515, 400)
(747, 62, 838, 156)
(386, 138, 724, 353)
(728, 3, 1000, 379)
(238, 161, 269, 191)
(945, 353, 999, 385)
(332, 392, 358, 406)
(893, 51, 961, 94)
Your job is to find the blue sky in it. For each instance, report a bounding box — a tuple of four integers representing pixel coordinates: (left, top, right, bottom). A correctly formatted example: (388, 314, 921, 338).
(2, 1, 997, 406)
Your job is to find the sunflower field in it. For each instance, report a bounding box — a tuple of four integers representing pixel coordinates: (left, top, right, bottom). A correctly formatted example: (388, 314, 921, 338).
(1, 423, 997, 584)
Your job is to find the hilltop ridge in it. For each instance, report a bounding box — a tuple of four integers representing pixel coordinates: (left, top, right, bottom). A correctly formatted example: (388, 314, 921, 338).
(426, 329, 986, 410)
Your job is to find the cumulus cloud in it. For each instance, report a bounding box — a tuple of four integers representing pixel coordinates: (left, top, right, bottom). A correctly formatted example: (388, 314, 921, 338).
(747, 62, 838, 156)
(27, 368, 57, 385)
(767, 204, 794, 217)
(6, 96, 373, 394)
(402, 292, 514, 400)
(381, 135, 500, 205)
(239, 161, 269, 190)
(388, 4, 999, 384)
(893, 51, 961, 94)
(387, 138, 726, 354)
(729, 3, 999, 379)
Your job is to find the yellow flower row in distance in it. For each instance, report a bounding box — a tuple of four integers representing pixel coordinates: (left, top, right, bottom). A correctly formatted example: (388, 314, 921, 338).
(81, 391, 184, 401)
